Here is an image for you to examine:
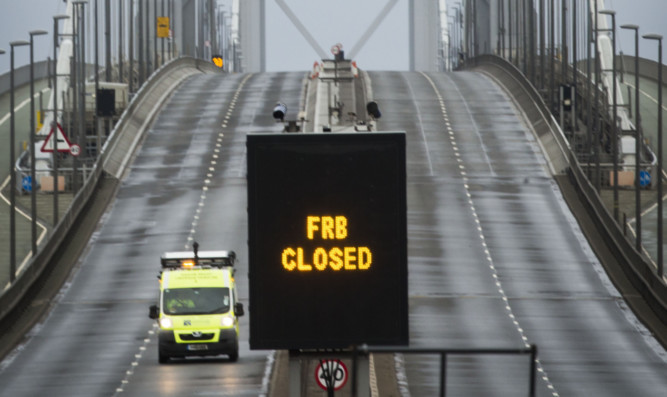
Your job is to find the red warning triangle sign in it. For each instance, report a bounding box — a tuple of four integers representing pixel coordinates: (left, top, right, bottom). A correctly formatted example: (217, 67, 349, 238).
(41, 123, 72, 153)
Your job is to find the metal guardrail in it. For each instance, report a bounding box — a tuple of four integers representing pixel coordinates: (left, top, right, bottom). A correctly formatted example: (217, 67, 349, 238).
(352, 345, 538, 397)
(14, 150, 93, 194)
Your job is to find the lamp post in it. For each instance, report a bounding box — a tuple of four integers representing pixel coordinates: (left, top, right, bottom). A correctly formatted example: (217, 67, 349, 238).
(539, 0, 544, 89)
(95, 0, 100, 156)
(561, 0, 567, 85)
(72, 0, 88, 194)
(550, 0, 555, 111)
(457, 3, 463, 66)
(643, 33, 663, 278)
(600, 10, 619, 222)
(621, 24, 642, 251)
(508, 0, 512, 64)
(447, 19, 453, 70)
(498, 0, 504, 58)
(452, 3, 462, 68)
(472, 0, 477, 61)
(571, 0, 577, 133)
(9, 40, 30, 283)
(169, 0, 173, 59)
(118, 0, 123, 83)
(523, 0, 528, 75)
(52, 15, 69, 226)
(154, 0, 158, 69)
(29, 29, 48, 256)
(138, 0, 144, 85)
(161, 0, 165, 66)
(129, 0, 134, 93)
(529, 0, 535, 84)
(105, 0, 112, 82)
(586, 0, 592, 173)
(594, 0, 601, 190)
(515, 0, 520, 67)
(146, 0, 152, 74)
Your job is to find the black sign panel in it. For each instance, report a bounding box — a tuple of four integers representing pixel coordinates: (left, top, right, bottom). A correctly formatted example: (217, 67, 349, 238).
(247, 132, 408, 350)
(96, 88, 115, 117)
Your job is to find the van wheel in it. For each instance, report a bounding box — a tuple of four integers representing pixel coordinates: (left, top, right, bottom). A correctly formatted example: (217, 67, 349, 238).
(228, 342, 239, 362)
(159, 349, 170, 364)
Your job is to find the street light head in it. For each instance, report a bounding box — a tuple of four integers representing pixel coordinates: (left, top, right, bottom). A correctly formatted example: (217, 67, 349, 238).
(643, 33, 663, 42)
(54, 14, 70, 21)
(620, 24, 639, 31)
(29, 30, 48, 37)
(0, 49, 5, 55)
(10, 40, 30, 48)
(599, 9, 616, 16)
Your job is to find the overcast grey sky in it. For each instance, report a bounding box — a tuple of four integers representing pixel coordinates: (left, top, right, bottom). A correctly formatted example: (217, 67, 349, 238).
(263, 0, 409, 71)
(0, 0, 68, 73)
(0, 0, 664, 74)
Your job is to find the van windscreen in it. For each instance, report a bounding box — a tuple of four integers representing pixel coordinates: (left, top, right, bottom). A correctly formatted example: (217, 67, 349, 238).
(163, 287, 230, 315)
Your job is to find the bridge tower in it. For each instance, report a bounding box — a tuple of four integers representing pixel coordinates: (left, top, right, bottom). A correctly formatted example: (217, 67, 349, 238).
(236, 0, 447, 72)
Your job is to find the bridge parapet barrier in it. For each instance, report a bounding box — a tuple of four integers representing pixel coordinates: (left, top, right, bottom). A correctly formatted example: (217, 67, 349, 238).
(567, 149, 667, 327)
(0, 60, 51, 95)
(617, 55, 667, 85)
(471, 54, 571, 176)
(0, 57, 221, 324)
(101, 57, 221, 178)
(469, 54, 667, 339)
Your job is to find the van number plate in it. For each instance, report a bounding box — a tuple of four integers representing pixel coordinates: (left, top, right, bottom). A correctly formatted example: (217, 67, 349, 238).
(187, 344, 208, 351)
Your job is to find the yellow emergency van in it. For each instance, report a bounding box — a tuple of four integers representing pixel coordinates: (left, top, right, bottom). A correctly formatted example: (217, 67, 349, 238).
(149, 244, 244, 363)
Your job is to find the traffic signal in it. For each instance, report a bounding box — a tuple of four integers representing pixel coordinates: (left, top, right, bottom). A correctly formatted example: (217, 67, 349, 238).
(212, 55, 224, 68)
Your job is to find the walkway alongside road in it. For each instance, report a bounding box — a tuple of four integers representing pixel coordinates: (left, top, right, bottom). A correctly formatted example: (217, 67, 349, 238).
(615, 67, 667, 272)
(0, 79, 73, 290)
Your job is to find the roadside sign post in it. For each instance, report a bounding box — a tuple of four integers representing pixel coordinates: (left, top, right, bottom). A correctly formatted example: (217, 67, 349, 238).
(316, 360, 348, 395)
(41, 123, 73, 153)
(69, 144, 81, 157)
(640, 169, 651, 187)
(286, 351, 369, 397)
(22, 176, 33, 193)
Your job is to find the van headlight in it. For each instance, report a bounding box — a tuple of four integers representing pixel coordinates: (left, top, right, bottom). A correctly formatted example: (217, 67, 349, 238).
(221, 316, 234, 327)
(159, 317, 173, 329)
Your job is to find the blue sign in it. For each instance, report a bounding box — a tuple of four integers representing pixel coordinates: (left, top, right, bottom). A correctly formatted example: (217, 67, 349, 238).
(640, 170, 651, 187)
(22, 176, 32, 192)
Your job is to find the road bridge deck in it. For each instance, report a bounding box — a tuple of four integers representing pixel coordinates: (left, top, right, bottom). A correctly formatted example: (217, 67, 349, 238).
(0, 66, 665, 395)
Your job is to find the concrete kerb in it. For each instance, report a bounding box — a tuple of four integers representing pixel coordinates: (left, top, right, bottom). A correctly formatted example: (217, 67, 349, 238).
(0, 57, 222, 324)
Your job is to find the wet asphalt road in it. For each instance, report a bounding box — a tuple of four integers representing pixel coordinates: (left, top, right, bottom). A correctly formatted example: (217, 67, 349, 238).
(370, 70, 667, 396)
(0, 69, 665, 396)
(0, 71, 303, 396)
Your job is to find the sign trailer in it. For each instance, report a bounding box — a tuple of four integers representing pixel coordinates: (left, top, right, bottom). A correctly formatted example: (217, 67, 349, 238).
(247, 132, 408, 350)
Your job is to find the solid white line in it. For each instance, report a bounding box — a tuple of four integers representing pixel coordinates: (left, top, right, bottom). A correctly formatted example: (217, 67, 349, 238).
(624, 82, 667, 111)
(0, 85, 54, 281)
(0, 175, 49, 277)
(0, 88, 52, 128)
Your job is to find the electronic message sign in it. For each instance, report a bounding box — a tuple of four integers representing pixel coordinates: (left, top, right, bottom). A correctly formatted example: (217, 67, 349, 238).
(247, 132, 408, 350)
